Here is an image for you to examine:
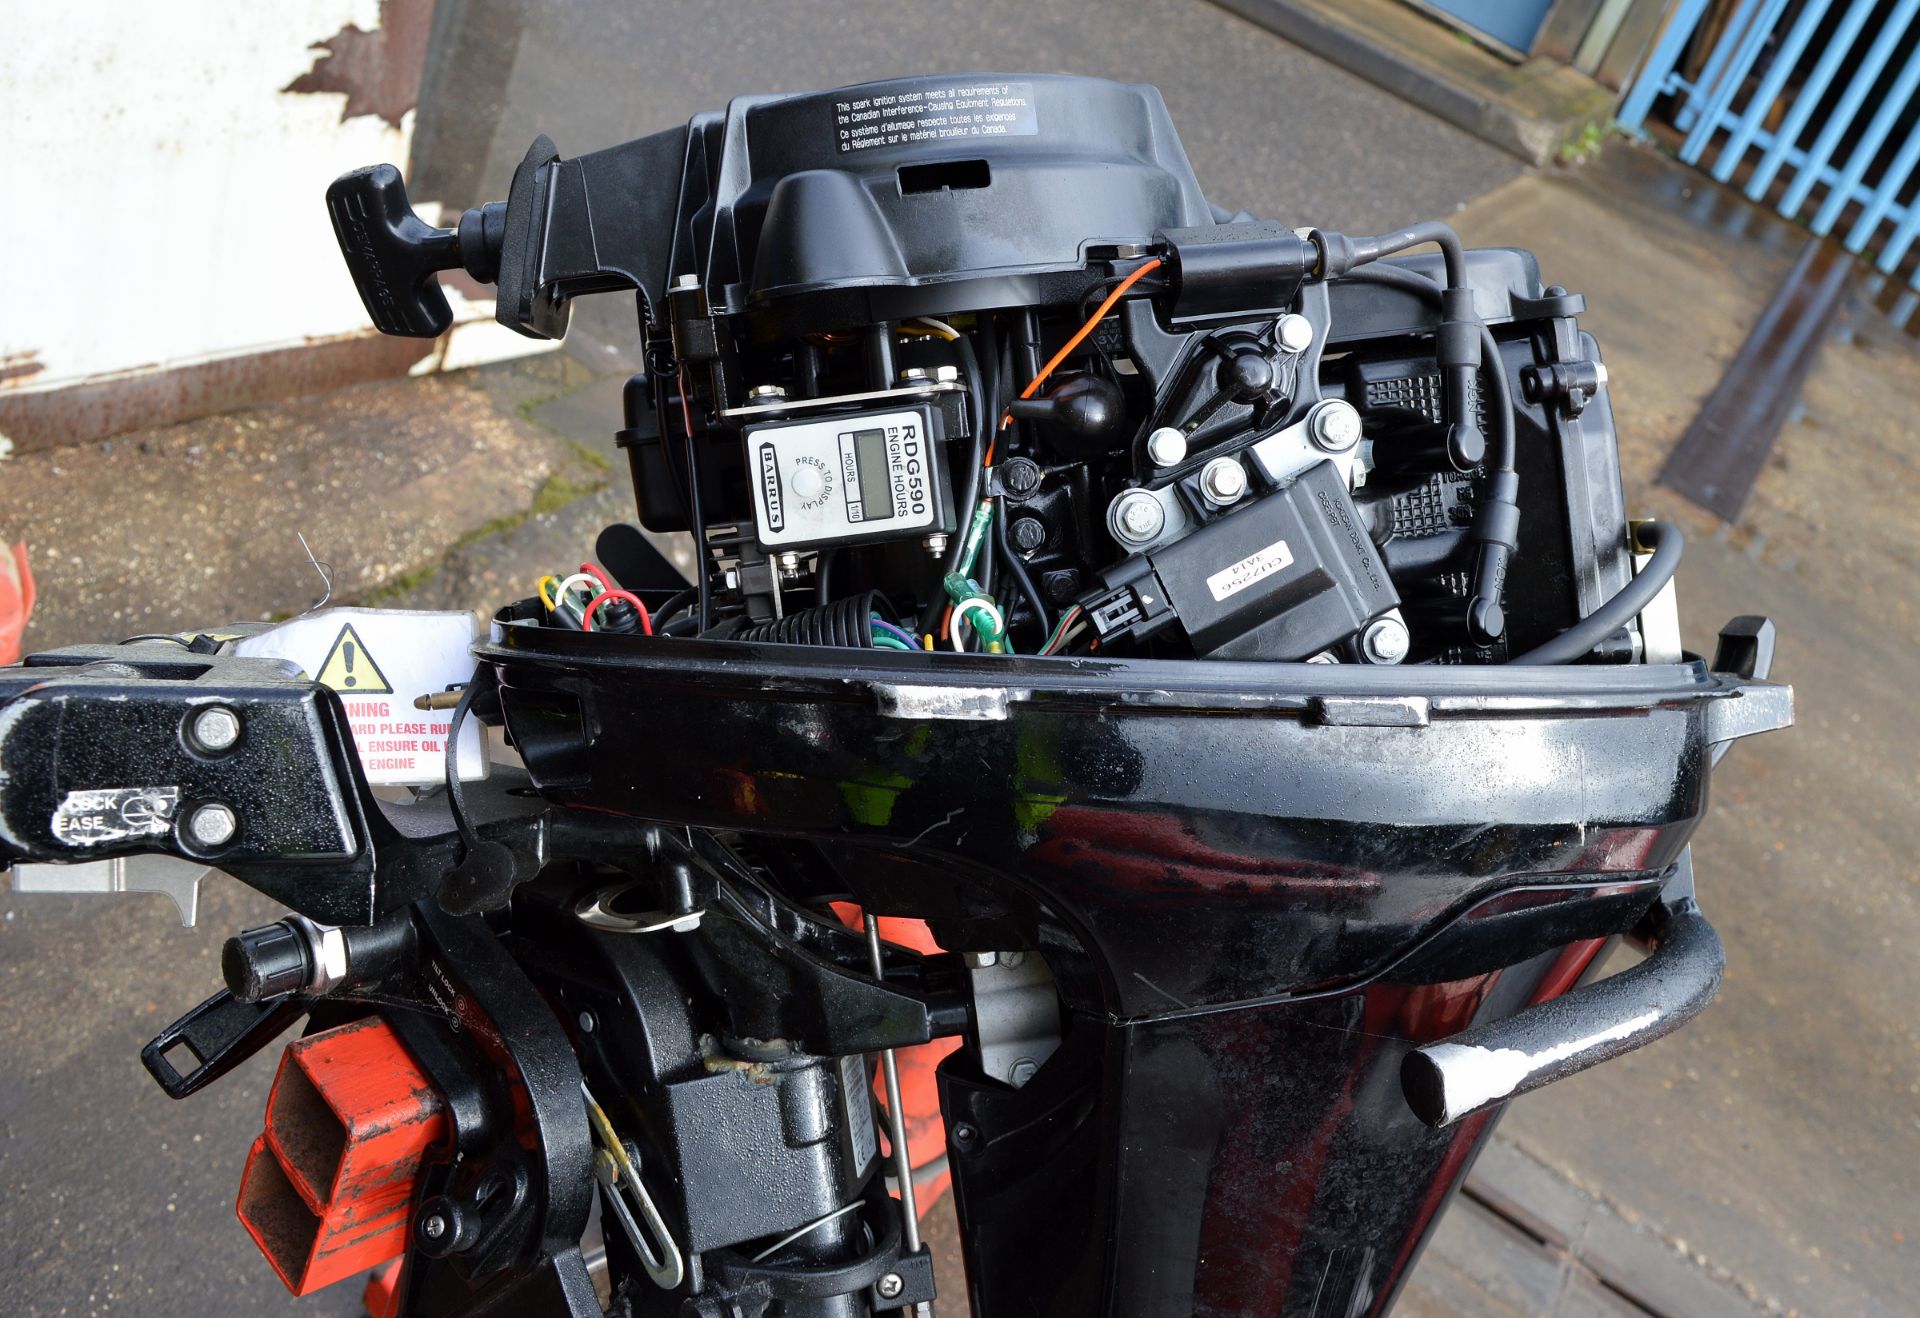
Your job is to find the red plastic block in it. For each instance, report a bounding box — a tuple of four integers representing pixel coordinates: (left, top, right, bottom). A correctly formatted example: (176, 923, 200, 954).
(236, 1017, 448, 1296)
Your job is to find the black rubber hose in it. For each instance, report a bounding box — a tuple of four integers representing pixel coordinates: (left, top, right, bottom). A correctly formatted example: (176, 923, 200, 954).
(1345, 221, 1468, 289)
(652, 586, 697, 630)
(729, 591, 882, 648)
(1508, 521, 1684, 665)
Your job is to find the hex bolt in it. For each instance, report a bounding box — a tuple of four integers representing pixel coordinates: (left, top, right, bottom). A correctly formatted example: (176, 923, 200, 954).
(1310, 400, 1363, 453)
(187, 802, 238, 849)
(1011, 517, 1047, 553)
(1200, 457, 1248, 506)
(670, 273, 700, 291)
(188, 706, 241, 753)
(1112, 491, 1165, 545)
(1009, 1058, 1039, 1087)
(1361, 616, 1411, 665)
(923, 533, 949, 556)
(898, 366, 934, 383)
(1276, 313, 1314, 355)
(1146, 426, 1188, 468)
(877, 1273, 905, 1300)
(934, 364, 961, 382)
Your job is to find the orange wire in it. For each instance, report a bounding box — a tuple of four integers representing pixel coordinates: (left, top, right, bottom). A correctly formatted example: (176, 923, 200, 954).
(986, 257, 1164, 467)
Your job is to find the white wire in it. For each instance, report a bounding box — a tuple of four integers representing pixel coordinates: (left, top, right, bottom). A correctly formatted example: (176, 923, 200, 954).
(912, 316, 960, 341)
(747, 1200, 865, 1263)
(554, 572, 602, 615)
(950, 598, 1005, 652)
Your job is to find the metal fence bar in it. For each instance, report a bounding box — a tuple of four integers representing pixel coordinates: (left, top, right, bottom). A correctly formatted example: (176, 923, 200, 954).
(1741, 125, 1917, 235)
(1874, 176, 1920, 275)
(1679, 0, 1789, 165)
(1844, 98, 1920, 250)
(1777, 5, 1917, 217)
(1617, 0, 1713, 132)
(1620, 0, 1712, 131)
(1708, 0, 1830, 181)
(1743, 0, 1880, 199)
(1675, 0, 1765, 132)
(1810, 42, 1920, 235)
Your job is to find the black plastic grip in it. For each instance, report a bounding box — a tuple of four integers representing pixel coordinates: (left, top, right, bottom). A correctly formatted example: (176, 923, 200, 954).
(327, 163, 464, 338)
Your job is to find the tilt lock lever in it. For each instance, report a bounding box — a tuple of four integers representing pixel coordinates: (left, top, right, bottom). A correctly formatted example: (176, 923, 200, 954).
(326, 163, 504, 338)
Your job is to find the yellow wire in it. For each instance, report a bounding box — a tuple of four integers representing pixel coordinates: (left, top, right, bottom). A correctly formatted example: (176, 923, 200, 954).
(537, 576, 560, 609)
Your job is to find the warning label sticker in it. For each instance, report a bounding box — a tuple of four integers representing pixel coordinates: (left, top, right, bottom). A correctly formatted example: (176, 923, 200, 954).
(315, 623, 393, 694)
(833, 80, 1037, 154)
(234, 608, 485, 787)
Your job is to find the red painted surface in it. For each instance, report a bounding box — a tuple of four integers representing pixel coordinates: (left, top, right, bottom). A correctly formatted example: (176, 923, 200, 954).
(236, 1016, 448, 1296)
(0, 543, 33, 666)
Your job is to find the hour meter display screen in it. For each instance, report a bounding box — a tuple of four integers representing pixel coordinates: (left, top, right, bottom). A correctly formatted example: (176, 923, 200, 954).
(852, 428, 893, 519)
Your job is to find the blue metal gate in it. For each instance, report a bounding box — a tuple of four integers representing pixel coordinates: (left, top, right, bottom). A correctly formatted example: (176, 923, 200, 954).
(1620, 0, 1920, 289)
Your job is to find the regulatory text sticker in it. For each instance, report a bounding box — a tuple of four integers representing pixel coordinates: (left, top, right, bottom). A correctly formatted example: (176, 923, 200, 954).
(1207, 538, 1296, 602)
(839, 1052, 879, 1173)
(834, 80, 1037, 154)
(234, 608, 485, 787)
(52, 786, 180, 847)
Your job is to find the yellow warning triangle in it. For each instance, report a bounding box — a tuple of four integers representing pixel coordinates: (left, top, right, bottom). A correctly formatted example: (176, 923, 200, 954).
(315, 622, 393, 695)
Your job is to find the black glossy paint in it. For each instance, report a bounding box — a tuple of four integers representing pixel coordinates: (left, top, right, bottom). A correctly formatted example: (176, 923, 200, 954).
(480, 625, 1782, 1314)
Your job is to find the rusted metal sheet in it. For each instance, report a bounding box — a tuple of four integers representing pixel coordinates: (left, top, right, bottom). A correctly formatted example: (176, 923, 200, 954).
(1658, 236, 1852, 521)
(0, 332, 435, 455)
(284, 0, 435, 130)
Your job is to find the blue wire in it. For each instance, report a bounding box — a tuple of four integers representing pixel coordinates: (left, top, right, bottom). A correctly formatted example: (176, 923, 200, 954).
(869, 615, 921, 650)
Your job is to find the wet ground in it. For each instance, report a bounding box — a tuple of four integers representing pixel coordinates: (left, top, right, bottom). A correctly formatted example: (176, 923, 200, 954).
(2, 11, 1912, 1317)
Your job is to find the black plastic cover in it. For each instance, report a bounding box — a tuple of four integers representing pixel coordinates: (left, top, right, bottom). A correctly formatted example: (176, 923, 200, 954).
(488, 75, 1213, 337)
(1095, 461, 1400, 659)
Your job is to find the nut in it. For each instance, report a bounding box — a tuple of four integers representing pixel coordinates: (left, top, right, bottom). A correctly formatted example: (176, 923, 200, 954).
(1276, 313, 1314, 355)
(746, 384, 787, 400)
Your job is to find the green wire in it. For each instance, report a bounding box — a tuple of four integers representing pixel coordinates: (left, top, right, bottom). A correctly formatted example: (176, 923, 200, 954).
(957, 499, 994, 577)
(869, 634, 914, 652)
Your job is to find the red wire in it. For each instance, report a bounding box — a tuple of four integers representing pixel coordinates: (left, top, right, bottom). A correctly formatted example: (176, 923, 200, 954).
(579, 561, 612, 589)
(582, 588, 652, 635)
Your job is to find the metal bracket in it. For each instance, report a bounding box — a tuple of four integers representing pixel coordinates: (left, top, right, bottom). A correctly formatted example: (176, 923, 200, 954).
(7, 854, 212, 926)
